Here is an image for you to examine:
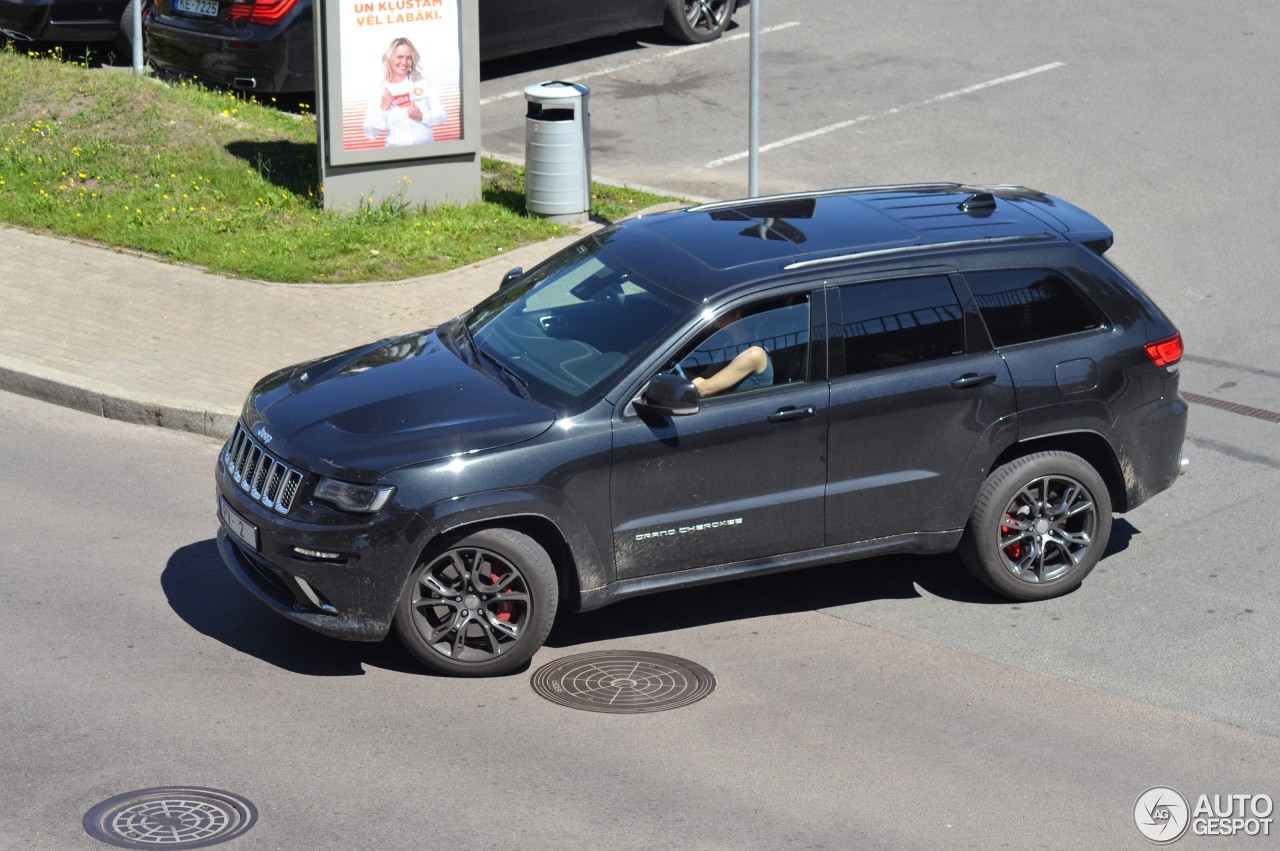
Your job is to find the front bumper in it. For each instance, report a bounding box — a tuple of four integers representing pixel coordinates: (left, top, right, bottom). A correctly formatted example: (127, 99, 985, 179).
(214, 461, 423, 642)
(217, 527, 390, 639)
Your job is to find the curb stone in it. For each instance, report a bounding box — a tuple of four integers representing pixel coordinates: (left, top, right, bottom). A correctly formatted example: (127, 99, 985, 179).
(0, 355, 240, 440)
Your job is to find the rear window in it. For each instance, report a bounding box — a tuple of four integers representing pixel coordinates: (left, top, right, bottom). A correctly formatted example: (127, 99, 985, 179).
(965, 269, 1105, 347)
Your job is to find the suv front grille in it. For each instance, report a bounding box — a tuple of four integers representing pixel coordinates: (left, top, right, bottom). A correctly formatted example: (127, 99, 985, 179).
(224, 423, 306, 514)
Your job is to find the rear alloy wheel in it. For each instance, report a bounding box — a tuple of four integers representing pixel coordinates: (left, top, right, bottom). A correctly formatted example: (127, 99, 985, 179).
(395, 528, 558, 677)
(663, 0, 735, 43)
(959, 451, 1112, 601)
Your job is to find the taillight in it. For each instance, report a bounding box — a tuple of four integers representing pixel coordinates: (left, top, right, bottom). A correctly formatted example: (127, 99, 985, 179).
(1144, 333, 1183, 367)
(229, 0, 299, 25)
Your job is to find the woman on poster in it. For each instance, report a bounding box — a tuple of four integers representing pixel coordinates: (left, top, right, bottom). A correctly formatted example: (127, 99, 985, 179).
(363, 36, 447, 147)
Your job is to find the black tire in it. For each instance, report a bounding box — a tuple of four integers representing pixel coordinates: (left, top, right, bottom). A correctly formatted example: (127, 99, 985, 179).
(662, 0, 735, 44)
(958, 451, 1112, 601)
(394, 528, 558, 677)
(115, 0, 139, 57)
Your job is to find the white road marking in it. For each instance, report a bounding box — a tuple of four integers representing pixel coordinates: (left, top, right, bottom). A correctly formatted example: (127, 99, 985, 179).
(702, 61, 1067, 169)
(479, 22, 803, 105)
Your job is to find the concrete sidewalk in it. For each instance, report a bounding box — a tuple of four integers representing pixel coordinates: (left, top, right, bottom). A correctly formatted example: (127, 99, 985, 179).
(0, 222, 609, 440)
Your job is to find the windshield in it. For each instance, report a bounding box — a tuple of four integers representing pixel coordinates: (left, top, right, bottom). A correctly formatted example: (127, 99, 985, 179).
(466, 236, 694, 410)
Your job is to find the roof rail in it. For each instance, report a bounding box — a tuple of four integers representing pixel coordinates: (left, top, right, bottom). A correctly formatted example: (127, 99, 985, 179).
(686, 183, 963, 214)
(780, 234, 1056, 272)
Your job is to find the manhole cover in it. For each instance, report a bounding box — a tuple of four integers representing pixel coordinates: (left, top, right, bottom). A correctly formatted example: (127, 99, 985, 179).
(83, 787, 257, 849)
(531, 650, 715, 713)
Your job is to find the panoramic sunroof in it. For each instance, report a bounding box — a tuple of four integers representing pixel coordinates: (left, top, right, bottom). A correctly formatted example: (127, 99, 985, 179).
(646, 195, 920, 270)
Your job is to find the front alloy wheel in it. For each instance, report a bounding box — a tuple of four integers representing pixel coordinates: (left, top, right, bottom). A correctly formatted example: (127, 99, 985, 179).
(959, 451, 1112, 600)
(663, 0, 735, 43)
(395, 528, 557, 677)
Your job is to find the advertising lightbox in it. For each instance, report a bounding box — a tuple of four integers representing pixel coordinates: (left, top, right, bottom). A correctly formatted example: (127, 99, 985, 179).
(315, 0, 480, 209)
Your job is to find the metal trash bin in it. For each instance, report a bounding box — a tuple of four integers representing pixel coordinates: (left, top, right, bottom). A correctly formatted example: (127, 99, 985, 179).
(524, 81, 591, 224)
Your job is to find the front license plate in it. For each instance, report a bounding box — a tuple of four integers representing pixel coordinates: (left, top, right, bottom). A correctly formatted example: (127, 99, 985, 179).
(173, 0, 220, 17)
(220, 498, 259, 552)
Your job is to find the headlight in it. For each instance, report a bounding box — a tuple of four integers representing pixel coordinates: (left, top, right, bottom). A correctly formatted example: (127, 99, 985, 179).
(313, 477, 396, 513)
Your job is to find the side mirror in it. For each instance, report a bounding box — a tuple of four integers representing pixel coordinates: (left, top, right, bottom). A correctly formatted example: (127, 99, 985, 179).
(498, 267, 523, 291)
(634, 373, 700, 417)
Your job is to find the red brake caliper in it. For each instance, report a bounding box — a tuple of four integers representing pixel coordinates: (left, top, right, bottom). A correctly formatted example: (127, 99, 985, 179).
(492, 572, 516, 622)
(1002, 514, 1021, 560)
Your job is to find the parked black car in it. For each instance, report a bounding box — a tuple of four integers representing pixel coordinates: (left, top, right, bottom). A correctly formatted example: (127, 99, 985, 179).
(146, 0, 747, 95)
(216, 183, 1189, 676)
(0, 0, 138, 53)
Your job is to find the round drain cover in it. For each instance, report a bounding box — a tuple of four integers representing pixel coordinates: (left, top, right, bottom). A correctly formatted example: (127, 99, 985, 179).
(83, 787, 257, 849)
(531, 650, 715, 713)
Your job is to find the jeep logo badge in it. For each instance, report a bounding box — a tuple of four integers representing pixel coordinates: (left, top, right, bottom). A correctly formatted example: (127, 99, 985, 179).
(255, 426, 273, 444)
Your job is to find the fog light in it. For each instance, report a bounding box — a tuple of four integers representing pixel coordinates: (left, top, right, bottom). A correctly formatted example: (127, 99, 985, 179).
(294, 547, 342, 560)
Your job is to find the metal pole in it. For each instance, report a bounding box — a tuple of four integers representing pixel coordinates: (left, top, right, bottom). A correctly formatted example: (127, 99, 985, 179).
(131, 0, 143, 74)
(748, 0, 760, 197)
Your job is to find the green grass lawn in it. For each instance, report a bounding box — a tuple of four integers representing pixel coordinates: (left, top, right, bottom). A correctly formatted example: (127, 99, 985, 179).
(0, 46, 679, 283)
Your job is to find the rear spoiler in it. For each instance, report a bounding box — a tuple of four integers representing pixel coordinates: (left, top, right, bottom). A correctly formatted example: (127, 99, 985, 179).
(968, 185, 1115, 255)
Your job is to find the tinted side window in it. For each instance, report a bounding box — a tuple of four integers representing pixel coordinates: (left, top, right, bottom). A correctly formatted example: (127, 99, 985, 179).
(837, 276, 964, 374)
(674, 295, 811, 397)
(965, 269, 1105, 347)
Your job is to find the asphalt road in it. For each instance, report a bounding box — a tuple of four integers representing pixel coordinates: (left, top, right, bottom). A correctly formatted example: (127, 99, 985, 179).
(3, 389, 1277, 851)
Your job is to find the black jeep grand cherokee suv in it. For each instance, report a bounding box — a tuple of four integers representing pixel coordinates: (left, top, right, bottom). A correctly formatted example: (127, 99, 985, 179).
(215, 183, 1188, 676)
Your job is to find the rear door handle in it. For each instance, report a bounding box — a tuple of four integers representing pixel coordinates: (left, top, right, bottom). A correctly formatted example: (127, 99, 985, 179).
(951, 372, 997, 389)
(767, 406, 815, 422)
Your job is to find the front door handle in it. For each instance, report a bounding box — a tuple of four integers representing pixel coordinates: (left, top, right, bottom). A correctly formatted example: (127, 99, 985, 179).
(767, 406, 816, 423)
(951, 372, 997, 389)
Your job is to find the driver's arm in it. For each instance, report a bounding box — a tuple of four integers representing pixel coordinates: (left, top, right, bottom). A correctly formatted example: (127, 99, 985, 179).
(692, 346, 768, 397)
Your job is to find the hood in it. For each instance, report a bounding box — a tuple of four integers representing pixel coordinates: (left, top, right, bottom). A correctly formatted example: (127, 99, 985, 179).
(243, 328, 554, 482)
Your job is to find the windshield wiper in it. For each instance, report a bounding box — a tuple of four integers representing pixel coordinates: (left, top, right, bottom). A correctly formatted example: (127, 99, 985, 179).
(477, 345, 530, 399)
(481, 350, 530, 399)
(455, 317, 529, 399)
(454, 318, 480, 365)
